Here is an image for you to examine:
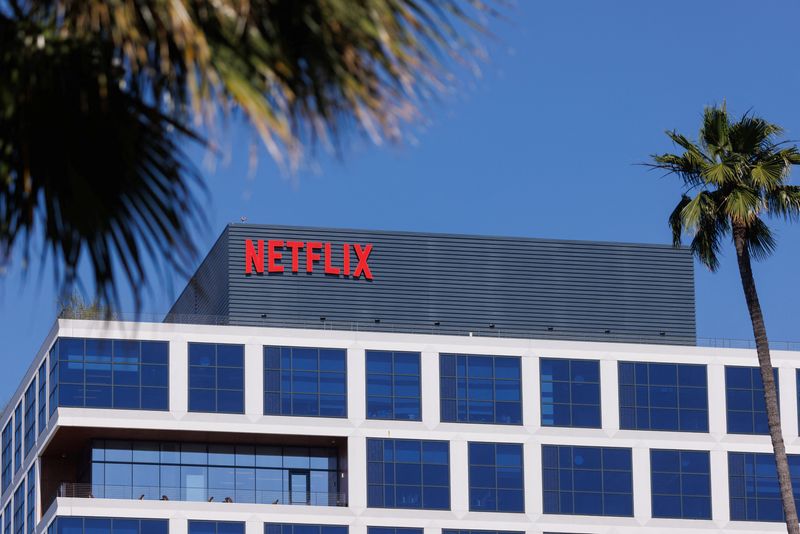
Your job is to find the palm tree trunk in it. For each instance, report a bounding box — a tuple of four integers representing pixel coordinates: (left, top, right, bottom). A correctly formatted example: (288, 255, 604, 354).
(733, 223, 799, 533)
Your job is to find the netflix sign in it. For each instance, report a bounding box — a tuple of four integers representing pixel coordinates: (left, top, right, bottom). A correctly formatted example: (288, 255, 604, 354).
(244, 239, 373, 280)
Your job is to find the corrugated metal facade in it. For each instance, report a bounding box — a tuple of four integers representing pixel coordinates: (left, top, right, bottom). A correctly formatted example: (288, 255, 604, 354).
(166, 224, 696, 345)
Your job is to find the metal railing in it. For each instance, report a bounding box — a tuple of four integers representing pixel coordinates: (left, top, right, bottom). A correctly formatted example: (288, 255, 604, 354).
(56, 308, 800, 350)
(57, 483, 347, 506)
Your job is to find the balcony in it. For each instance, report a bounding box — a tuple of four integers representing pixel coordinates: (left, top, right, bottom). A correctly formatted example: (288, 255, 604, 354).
(41, 426, 349, 511)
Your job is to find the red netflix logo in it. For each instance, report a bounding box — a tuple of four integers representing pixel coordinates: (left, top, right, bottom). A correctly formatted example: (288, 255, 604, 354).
(244, 239, 373, 280)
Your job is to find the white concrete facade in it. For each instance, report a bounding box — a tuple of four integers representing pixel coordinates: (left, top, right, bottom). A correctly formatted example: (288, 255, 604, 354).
(4, 318, 800, 534)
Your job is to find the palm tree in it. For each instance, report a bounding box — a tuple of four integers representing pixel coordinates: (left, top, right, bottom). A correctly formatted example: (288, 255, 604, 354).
(649, 104, 800, 533)
(0, 0, 498, 307)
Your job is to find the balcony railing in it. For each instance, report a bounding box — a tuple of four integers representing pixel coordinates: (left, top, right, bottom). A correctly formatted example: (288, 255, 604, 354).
(57, 483, 347, 506)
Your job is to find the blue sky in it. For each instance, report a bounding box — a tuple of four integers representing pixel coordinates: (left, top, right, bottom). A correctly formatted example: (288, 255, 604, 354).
(1, 1, 800, 398)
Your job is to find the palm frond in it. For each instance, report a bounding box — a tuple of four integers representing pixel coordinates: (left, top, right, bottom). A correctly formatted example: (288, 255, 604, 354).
(0, 17, 203, 307)
(743, 217, 776, 262)
(766, 185, 800, 221)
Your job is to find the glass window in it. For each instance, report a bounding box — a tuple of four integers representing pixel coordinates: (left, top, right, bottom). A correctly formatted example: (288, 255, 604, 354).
(468, 442, 524, 512)
(650, 449, 711, 519)
(367, 528, 420, 534)
(265, 524, 347, 534)
(618, 362, 708, 432)
(542, 445, 633, 517)
(12, 483, 23, 534)
(23, 380, 35, 458)
(439, 354, 521, 425)
(2, 420, 11, 492)
(540, 358, 600, 428)
(188, 343, 244, 414)
(48, 338, 168, 412)
(729, 451, 800, 522)
(49, 517, 167, 534)
(367, 438, 449, 510)
(37, 362, 47, 435)
(726, 366, 778, 435)
(263, 346, 347, 418)
(13, 404, 21, 474)
(25, 467, 34, 534)
(366, 351, 421, 421)
(88, 439, 341, 506)
(188, 522, 242, 534)
(3, 503, 10, 534)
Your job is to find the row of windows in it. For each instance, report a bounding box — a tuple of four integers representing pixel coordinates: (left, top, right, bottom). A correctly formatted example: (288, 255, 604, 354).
(88, 439, 340, 505)
(2, 467, 34, 534)
(33, 337, 794, 435)
(61, 435, 800, 522)
(47, 520, 538, 534)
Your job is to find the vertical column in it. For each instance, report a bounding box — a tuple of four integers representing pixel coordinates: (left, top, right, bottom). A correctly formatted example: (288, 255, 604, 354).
(348, 436, 367, 510)
(600, 359, 619, 432)
(449, 439, 469, 513)
(170, 518, 188, 534)
(707, 363, 727, 435)
(779, 366, 798, 439)
(170, 339, 188, 414)
(348, 348, 366, 424)
(710, 448, 730, 524)
(349, 524, 367, 534)
(632, 446, 651, 523)
(246, 520, 262, 534)
(421, 351, 440, 428)
(522, 355, 538, 429)
(245, 343, 263, 416)
(525, 438, 542, 517)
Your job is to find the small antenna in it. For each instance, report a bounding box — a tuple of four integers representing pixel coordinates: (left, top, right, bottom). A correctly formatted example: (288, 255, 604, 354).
(240, 216, 248, 223)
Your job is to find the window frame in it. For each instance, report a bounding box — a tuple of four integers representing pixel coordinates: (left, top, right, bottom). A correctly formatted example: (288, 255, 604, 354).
(439, 353, 522, 426)
(188, 342, 245, 415)
(539, 357, 601, 429)
(467, 441, 525, 513)
(365, 350, 422, 421)
(263, 346, 348, 418)
(649, 448, 712, 520)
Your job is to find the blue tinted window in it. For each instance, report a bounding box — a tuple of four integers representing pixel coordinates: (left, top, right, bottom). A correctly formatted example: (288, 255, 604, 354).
(367, 438, 449, 510)
(440, 354, 521, 425)
(25, 467, 34, 534)
(726, 367, 778, 435)
(265, 524, 346, 534)
(4, 503, 10, 534)
(37, 363, 47, 435)
(263, 346, 347, 418)
(729, 451, 800, 522)
(50, 517, 168, 534)
(540, 358, 600, 428)
(366, 351, 421, 421)
(650, 449, 711, 519)
(189, 343, 244, 414)
(468, 442, 524, 512)
(88, 439, 340, 505)
(189, 522, 242, 534)
(48, 338, 168, 412)
(12, 483, 23, 534)
(13, 404, 21, 474)
(618, 362, 708, 432)
(1, 420, 11, 492)
(542, 445, 633, 517)
(367, 528, 420, 534)
(23, 381, 35, 458)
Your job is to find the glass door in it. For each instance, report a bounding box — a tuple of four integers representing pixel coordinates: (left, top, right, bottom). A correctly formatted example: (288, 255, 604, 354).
(289, 469, 310, 504)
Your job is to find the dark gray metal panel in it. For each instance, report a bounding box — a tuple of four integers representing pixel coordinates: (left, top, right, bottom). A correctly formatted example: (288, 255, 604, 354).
(166, 223, 696, 345)
(167, 229, 230, 322)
